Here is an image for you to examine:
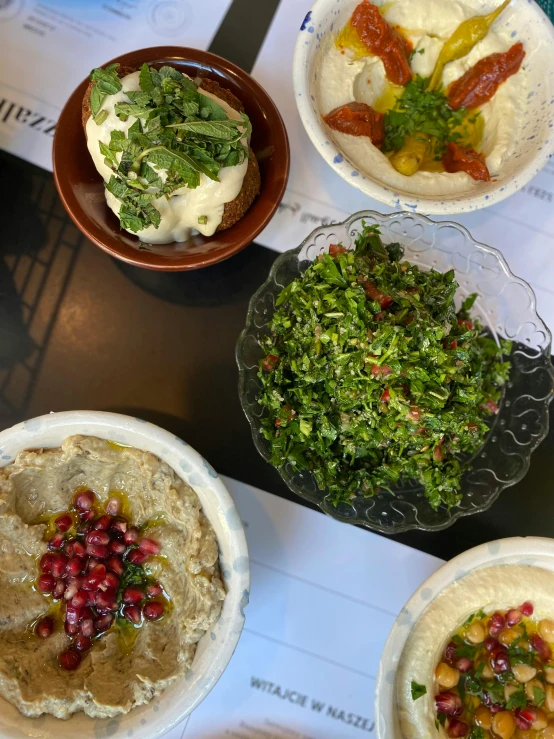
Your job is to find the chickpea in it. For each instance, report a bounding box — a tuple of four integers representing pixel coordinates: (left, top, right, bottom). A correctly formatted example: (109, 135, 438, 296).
(435, 662, 460, 689)
(546, 684, 554, 712)
(482, 662, 494, 679)
(542, 724, 554, 739)
(533, 710, 549, 731)
(499, 627, 522, 646)
(466, 620, 486, 644)
(526, 678, 546, 703)
(515, 731, 534, 739)
(512, 663, 538, 683)
(475, 704, 493, 730)
(492, 710, 516, 739)
(545, 664, 554, 684)
(539, 619, 554, 642)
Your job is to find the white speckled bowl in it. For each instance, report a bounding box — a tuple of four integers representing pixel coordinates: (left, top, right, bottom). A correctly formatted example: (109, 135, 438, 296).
(293, 0, 554, 215)
(0, 411, 249, 739)
(375, 536, 554, 738)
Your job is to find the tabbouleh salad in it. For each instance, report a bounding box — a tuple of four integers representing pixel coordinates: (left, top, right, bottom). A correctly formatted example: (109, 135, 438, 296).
(258, 223, 511, 510)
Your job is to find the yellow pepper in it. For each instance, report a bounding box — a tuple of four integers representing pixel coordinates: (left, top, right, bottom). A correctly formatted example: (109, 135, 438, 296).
(428, 0, 511, 91)
(389, 133, 432, 176)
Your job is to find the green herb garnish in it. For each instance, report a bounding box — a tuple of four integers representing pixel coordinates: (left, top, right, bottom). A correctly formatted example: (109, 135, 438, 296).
(383, 76, 480, 155)
(116, 561, 148, 604)
(258, 224, 511, 510)
(534, 686, 546, 707)
(411, 681, 427, 700)
(506, 684, 527, 710)
(89, 62, 251, 233)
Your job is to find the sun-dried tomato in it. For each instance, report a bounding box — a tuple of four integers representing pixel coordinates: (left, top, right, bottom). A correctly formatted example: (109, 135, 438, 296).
(443, 142, 490, 182)
(323, 102, 385, 147)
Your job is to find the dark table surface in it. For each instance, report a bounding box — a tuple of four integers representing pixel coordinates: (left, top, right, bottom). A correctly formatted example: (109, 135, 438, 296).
(1, 0, 552, 563)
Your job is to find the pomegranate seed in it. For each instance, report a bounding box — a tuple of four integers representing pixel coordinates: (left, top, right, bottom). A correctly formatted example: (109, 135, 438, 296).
(64, 581, 80, 601)
(139, 538, 161, 556)
(143, 601, 165, 621)
(53, 579, 66, 599)
(435, 692, 462, 716)
(407, 406, 421, 422)
(40, 553, 55, 573)
(86, 531, 110, 546)
(59, 649, 81, 671)
(65, 604, 81, 625)
(80, 619, 95, 637)
(65, 620, 79, 636)
(123, 527, 139, 545)
(79, 510, 95, 523)
(455, 657, 472, 673)
(65, 557, 83, 577)
(72, 541, 87, 559)
(48, 532, 65, 550)
(123, 605, 142, 624)
(37, 574, 55, 593)
(71, 591, 88, 609)
(80, 606, 94, 621)
(484, 637, 499, 652)
(506, 608, 522, 627)
(380, 388, 391, 403)
(490, 647, 510, 673)
(521, 601, 534, 617)
(488, 612, 505, 636)
(82, 564, 107, 590)
(94, 515, 112, 531)
(109, 539, 126, 555)
(64, 541, 75, 557)
(95, 588, 118, 612)
(106, 498, 121, 516)
(51, 554, 68, 579)
(87, 558, 99, 571)
(111, 517, 128, 534)
(127, 549, 148, 565)
(123, 587, 144, 605)
(95, 614, 114, 632)
(101, 572, 120, 590)
(74, 490, 95, 511)
(75, 634, 92, 652)
(86, 543, 109, 559)
(531, 633, 552, 661)
(433, 444, 444, 462)
(107, 556, 124, 576)
(447, 719, 469, 738)
(54, 514, 72, 532)
(262, 354, 279, 372)
(35, 616, 54, 639)
(146, 583, 163, 598)
(515, 707, 536, 730)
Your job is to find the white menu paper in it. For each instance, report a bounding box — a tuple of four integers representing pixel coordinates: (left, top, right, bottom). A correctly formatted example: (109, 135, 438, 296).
(162, 476, 442, 738)
(251, 0, 554, 332)
(0, 0, 233, 170)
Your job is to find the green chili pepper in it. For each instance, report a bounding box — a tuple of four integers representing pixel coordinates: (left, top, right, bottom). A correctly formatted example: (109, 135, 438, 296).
(428, 0, 511, 92)
(389, 133, 432, 176)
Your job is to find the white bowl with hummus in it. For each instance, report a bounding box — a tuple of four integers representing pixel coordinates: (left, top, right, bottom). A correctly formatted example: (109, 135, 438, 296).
(293, 0, 554, 214)
(0, 411, 249, 739)
(375, 537, 554, 738)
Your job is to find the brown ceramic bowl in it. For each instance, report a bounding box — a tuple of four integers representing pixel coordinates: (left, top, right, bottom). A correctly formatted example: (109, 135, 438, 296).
(53, 47, 290, 271)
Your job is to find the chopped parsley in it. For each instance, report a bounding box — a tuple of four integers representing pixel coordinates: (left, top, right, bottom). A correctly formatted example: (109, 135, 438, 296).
(506, 684, 527, 710)
(258, 224, 511, 510)
(116, 561, 148, 604)
(411, 681, 427, 700)
(89, 62, 251, 233)
(383, 76, 481, 156)
(534, 686, 546, 707)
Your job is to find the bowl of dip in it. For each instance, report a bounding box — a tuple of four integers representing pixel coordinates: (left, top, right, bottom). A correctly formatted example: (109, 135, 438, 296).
(293, 0, 554, 214)
(53, 47, 289, 270)
(0, 411, 249, 739)
(375, 537, 554, 738)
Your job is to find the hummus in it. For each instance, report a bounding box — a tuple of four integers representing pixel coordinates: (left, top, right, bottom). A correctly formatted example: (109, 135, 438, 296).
(317, 0, 527, 196)
(0, 436, 225, 719)
(397, 565, 554, 738)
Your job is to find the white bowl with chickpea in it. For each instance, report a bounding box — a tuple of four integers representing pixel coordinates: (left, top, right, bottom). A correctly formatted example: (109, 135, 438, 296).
(375, 537, 554, 738)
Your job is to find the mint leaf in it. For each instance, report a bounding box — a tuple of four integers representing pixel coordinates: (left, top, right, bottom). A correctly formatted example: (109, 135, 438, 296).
(411, 681, 426, 701)
(114, 102, 154, 119)
(198, 92, 230, 120)
(90, 86, 105, 118)
(99, 141, 118, 168)
(139, 62, 154, 95)
(91, 65, 122, 96)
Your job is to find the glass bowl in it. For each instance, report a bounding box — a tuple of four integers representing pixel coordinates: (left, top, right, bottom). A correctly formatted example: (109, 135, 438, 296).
(236, 211, 554, 534)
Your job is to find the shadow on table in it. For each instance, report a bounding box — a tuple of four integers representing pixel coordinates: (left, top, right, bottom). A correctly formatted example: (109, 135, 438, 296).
(113, 242, 278, 308)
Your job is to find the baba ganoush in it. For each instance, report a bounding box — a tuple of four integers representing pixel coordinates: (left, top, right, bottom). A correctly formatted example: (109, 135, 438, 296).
(398, 566, 554, 738)
(85, 62, 260, 243)
(318, 0, 527, 196)
(0, 436, 225, 719)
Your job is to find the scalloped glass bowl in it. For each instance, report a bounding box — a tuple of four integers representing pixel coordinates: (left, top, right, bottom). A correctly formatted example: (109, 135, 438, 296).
(237, 211, 554, 534)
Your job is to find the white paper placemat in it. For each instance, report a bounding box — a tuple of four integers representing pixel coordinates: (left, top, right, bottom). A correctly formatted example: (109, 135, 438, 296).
(164, 476, 442, 738)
